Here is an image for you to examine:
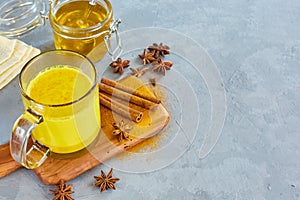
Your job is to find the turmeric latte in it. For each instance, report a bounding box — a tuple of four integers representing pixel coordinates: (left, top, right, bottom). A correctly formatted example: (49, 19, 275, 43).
(25, 65, 100, 154)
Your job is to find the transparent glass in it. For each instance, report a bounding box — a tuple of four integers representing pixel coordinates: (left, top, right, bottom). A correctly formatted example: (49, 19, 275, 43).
(10, 50, 101, 169)
(0, 0, 46, 38)
(49, 0, 122, 62)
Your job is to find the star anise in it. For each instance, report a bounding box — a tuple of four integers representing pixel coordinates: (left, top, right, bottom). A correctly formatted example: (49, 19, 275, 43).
(50, 180, 74, 200)
(148, 43, 170, 58)
(139, 49, 156, 65)
(130, 67, 149, 78)
(109, 58, 130, 74)
(94, 168, 120, 192)
(149, 78, 156, 86)
(112, 120, 132, 142)
(152, 58, 173, 76)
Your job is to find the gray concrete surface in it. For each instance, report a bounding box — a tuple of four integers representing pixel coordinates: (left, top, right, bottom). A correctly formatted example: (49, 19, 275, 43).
(0, 0, 299, 199)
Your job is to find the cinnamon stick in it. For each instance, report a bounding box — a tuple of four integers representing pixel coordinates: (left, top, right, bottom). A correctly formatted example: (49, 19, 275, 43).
(99, 83, 157, 109)
(99, 93, 143, 123)
(101, 78, 161, 104)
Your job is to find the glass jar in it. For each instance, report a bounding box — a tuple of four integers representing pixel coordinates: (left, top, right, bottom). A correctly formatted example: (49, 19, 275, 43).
(49, 0, 122, 62)
(0, 0, 47, 38)
(0, 0, 121, 62)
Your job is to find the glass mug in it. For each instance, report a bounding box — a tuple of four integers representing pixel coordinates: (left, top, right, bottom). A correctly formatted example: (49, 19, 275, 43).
(49, 0, 122, 62)
(10, 50, 101, 169)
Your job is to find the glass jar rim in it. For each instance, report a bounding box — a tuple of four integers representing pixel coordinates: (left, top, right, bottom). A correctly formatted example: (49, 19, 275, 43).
(0, 1, 35, 22)
(49, 0, 113, 33)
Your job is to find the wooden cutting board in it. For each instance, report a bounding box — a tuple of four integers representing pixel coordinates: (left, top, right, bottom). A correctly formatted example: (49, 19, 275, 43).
(0, 143, 22, 177)
(0, 76, 169, 185)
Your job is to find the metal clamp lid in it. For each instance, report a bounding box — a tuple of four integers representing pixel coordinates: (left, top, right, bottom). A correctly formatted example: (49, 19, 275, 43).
(104, 19, 123, 61)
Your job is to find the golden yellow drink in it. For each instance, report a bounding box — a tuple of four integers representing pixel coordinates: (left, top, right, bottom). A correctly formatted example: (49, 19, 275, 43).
(25, 65, 100, 154)
(49, 0, 113, 62)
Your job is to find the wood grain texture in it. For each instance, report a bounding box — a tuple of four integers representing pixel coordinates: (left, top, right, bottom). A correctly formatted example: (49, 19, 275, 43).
(33, 103, 169, 185)
(0, 143, 22, 178)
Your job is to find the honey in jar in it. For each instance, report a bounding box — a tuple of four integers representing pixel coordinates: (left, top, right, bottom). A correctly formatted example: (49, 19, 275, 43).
(49, 0, 114, 62)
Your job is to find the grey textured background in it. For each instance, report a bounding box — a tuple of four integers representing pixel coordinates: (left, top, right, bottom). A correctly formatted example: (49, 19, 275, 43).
(0, 0, 300, 199)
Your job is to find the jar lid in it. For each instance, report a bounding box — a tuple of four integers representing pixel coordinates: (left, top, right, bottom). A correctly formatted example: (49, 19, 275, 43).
(0, 0, 46, 38)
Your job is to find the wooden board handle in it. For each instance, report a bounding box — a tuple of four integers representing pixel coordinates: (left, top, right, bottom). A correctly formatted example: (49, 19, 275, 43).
(0, 142, 22, 178)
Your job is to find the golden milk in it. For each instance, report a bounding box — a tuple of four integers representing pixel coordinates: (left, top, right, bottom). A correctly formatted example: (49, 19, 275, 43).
(50, 0, 113, 62)
(25, 65, 100, 154)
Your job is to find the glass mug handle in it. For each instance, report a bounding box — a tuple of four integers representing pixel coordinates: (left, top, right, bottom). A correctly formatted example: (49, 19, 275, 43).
(104, 19, 123, 61)
(10, 109, 50, 169)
